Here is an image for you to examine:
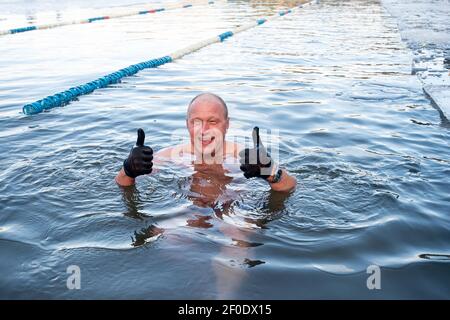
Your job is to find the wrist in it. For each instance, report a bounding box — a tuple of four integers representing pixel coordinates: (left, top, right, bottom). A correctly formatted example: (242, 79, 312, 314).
(116, 168, 135, 186)
(269, 169, 297, 192)
(267, 167, 283, 184)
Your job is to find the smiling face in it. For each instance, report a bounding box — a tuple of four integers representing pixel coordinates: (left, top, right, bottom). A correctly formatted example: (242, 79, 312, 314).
(186, 93, 229, 158)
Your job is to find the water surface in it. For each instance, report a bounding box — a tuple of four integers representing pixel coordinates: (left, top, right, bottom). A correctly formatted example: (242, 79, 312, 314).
(0, 0, 449, 299)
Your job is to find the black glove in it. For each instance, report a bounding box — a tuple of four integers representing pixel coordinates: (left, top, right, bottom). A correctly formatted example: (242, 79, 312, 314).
(123, 128, 153, 178)
(239, 127, 275, 180)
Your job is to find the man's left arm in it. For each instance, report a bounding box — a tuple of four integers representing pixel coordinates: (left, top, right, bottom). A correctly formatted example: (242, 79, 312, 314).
(239, 127, 297, 193)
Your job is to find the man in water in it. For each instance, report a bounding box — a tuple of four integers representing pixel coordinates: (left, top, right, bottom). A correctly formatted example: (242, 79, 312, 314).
(115, 92, 297, 192)
(117, 93, 295, 298)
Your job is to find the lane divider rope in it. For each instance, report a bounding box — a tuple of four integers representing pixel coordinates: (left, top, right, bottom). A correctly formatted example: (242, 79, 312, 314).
(0, 1, 215, 36)
(22, 1, 313, 115)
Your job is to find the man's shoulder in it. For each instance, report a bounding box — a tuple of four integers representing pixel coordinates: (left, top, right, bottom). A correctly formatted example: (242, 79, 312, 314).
(155, 144, 190, 159)
(155, 141, 244, 159)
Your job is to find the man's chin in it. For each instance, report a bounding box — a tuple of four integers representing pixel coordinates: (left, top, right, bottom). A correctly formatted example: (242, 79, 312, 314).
(195, 146, 215, 155)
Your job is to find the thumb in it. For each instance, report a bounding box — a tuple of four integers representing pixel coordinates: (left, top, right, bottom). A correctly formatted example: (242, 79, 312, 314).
(136, 128, 145, 147)
(252, 126, 263, 148)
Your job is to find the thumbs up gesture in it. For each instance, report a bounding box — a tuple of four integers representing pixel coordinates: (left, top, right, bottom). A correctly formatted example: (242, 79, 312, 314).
(123, 128, 154, 178)
(239, 127, 275, 180)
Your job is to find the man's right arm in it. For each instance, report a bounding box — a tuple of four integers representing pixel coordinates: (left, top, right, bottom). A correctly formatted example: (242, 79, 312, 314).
(115, 168, 136, 187)
(115, 128, 153, 187)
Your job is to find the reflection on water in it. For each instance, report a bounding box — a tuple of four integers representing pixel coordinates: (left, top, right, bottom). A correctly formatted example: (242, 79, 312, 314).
(181, 163, 236, 210)
(121, 160, 288, 293)
(187, 215, 214, 228)
(119, 159, 291, 297)
(132, 224, 164, 247)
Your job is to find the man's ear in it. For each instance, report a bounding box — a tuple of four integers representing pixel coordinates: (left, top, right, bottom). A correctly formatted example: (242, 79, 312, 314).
(226, 117, 230, 131)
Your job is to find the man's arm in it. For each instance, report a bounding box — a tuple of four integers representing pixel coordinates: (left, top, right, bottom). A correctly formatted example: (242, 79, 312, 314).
(239, 127, 297, 193)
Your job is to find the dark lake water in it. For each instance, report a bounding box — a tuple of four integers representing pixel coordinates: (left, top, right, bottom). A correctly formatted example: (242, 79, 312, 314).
(0, 0, 449, 299)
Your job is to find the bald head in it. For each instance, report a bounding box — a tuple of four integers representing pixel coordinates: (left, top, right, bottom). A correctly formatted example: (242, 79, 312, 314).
(187, 93, 228, 120)
(185, 92, 230, 154)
